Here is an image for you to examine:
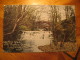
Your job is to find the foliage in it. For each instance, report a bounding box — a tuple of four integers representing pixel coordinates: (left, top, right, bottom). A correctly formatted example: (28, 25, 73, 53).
(19, 25, 30, 31)
(4, 5, 39, 41)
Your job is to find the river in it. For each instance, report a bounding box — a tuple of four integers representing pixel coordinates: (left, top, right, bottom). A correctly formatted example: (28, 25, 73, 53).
(20, 31, 53, 52)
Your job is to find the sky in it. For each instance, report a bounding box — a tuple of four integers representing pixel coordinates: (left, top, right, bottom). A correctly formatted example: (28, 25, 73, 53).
(5, 5, 75, 22)
(31, 5, 75, 21)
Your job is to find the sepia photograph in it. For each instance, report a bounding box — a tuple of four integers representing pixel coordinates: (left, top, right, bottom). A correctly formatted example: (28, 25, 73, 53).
(3, 5, 77, 52)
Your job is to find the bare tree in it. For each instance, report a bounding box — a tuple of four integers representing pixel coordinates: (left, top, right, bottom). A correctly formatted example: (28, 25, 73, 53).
(4, 5, 38, 35)
(49, 6, 62, 46)
(64, 5, 75, 20)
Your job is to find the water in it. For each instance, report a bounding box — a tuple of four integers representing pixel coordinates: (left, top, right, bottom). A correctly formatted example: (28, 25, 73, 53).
(20, 31, 53, 52)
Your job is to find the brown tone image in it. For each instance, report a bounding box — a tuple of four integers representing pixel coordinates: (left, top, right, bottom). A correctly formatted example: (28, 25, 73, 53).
(3, 5, 77, 52)
(0, 0, 80, 60)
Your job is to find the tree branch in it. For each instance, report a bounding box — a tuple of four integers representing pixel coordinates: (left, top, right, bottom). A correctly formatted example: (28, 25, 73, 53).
(4, 12, 25, 35)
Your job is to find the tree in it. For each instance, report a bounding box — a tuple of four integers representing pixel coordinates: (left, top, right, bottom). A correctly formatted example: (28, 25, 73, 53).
(49, 5, 62, 46)
(4, 5, 39, 41)
(64, 5, 75, 20)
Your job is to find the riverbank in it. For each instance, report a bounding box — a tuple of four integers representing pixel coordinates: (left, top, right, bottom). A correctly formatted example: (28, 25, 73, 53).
(38, 42, 77, 52)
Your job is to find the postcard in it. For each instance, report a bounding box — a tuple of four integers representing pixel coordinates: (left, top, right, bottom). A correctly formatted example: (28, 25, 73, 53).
(3, 5, 77, 52)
